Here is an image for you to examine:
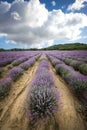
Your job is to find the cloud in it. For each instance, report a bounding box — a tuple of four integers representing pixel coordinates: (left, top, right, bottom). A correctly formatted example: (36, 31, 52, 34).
(11, 11, 21, 20)
(68, 0, 87, 11)
(0, 1, 11, 14)
(0, 0, 87, 48)
(0, 33, 7, 37)
(26, 0, 48, 27)
(51, 1, 56, 6)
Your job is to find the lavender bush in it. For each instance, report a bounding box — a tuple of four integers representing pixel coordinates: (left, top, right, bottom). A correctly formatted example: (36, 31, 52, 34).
(20, 57, 36, 70)
(63, 59, 84, 70)
(37, 59, 50, 70)
(65, 72, 87, 95)
(0, 77, 12, 99)
(55, 64, 73, 79)
(47, 55, 63, 67)
(7, 67, 24, 81)
(21, 54, 40, 70)
(12, 56, 29, 66)
(69, 60, 83, 70)
(32, 70, 54, 88)
(27, 87, 58, 124)
(79, 64, 87, 75)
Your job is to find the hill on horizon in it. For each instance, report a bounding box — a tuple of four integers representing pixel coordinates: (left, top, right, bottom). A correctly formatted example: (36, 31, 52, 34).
(0, 43, 87, 51)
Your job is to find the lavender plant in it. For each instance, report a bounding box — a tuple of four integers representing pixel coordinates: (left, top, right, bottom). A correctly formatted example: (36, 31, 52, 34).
(63, 58, 84, 70)
(55, 64, 73, 79)
(12, 56, 28, 66)
(0, 77, 12, 99)
(79, 64, 87, 75)
(65, 72, 87, 95)
(47, 55, 63, 67)
(27, 87, 58, 123)
(7, 67, 24, 81)
(31, 70, 54, 88)
(20, 58, 36, 70)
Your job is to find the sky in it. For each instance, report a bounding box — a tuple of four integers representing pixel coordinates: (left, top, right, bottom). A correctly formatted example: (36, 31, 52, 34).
(0, 0, 87, 49)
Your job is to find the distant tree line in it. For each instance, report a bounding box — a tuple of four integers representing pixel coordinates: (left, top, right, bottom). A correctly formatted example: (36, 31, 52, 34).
(0, 43, 87, 51)
(42, 43, 87, 50)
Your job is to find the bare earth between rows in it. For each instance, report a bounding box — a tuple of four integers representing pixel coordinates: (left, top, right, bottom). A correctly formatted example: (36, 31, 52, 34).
(0, 59, 86, 130)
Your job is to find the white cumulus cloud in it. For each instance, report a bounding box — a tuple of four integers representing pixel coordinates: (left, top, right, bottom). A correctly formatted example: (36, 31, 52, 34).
(26, 0, 48, 27)
(0, 0, 87, 48)
(68, 0, 87, 11)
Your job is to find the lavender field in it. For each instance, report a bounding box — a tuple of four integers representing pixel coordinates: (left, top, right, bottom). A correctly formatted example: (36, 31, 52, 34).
(0, 50, 87, 130)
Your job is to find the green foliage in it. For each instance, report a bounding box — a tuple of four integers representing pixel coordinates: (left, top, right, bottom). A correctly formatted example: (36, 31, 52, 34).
(12, 61, 19, 66)
(0, 48, 5, 51)
(0, 43, 87, 51)
(55, 65, 71, 78)
(43, 43, 87, 50)
(0, 68, 3, 78)
(79, 64, 87, 75)
(0, 78, 12, 99)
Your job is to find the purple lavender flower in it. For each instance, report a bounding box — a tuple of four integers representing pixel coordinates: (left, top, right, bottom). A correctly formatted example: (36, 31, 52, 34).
(20, 58, 36, 70)
(7, 67, 24, 81)
(12, 56, 29, 66)
(65, 71, 87, 94)
(27, 87, 58, 123)
(36, 59, 50, 71)
(47, 55, 63, 67)
(55, 63, 73, 78)
(0, 77, 12, 99)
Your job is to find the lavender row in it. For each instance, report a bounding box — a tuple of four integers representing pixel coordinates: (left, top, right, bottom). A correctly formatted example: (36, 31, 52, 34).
(0, 51, 39, 67)
(47, 51, 87, 61)
(47, 54, 87, 97)
(7, 54, 40, 81)
(0, 51, 23, 67)
(47, 51, 87, 75)
(12, 53, 39, 66)
(0, 55, 40, 99)
(62, 58, 87, 75)
(26, 55, 59, 125)
(47, 55, 63, 67)
(19, 54, 40, 70)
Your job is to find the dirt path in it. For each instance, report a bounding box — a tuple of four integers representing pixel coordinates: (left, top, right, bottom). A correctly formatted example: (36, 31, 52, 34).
(0, 61, 39, 130)
(49, 62, 85, 130)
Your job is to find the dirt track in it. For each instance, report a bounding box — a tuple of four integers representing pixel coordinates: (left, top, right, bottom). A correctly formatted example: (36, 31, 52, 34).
(0, 59, 86, 130)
